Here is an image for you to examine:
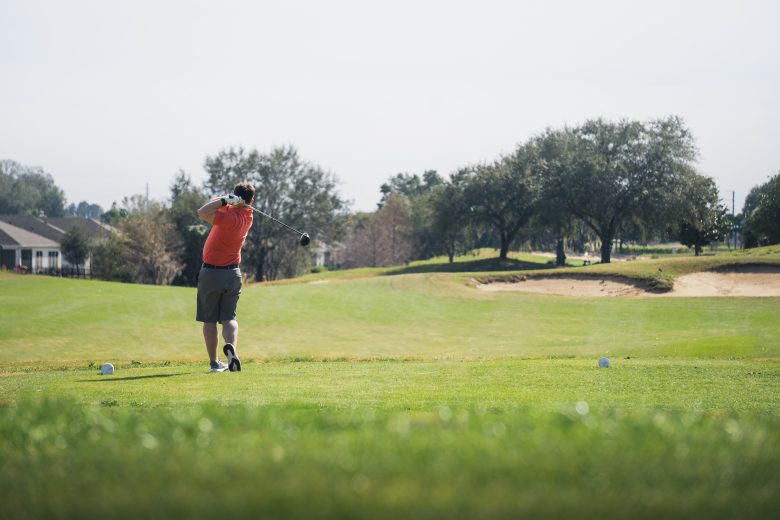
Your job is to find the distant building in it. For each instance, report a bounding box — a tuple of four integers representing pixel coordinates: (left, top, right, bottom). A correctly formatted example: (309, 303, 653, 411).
(0, 215, 112, 274)
(311, 239, 345, 269)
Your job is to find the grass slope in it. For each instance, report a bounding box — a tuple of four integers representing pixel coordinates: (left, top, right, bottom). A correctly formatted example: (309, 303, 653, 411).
(2, 254, 779, 363)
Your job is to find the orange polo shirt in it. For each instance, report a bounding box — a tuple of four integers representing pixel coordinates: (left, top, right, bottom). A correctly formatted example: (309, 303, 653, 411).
(202, 205, 253, 266)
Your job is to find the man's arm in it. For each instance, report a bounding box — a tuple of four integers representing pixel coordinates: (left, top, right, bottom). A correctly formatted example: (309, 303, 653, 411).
(197, 195, 245, 225)
(197, 197, 224, 225)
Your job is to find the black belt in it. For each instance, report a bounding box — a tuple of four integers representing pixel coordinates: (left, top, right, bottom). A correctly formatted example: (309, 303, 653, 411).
(202, 263, 239, 270)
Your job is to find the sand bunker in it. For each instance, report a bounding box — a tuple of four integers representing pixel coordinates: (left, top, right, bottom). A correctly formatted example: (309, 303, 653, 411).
(477, 265, 780, 297)
(670, 268, 780, 297)
(479, 277, 648, 297)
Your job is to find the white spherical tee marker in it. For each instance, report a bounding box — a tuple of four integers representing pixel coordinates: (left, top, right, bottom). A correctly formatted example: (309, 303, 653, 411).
(598, 357, 611, 368)
(101, 363, 115, 375)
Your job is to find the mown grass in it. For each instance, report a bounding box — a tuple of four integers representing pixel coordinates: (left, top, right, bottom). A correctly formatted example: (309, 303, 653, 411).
(2, 270, 779, 362)
(3, 359, 778, 413)
(1, 246, 779, 518)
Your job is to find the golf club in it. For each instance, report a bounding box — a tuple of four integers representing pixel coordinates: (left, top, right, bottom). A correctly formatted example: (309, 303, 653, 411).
(250, 206, 310, 246)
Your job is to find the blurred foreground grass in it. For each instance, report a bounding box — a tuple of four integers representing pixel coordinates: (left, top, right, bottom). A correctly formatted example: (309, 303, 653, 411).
(2, 359, 779, 519)
(2, 398, 777, 520)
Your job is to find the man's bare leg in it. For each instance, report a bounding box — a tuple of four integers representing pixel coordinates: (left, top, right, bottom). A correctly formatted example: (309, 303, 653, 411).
(221, 319, 241, 371)
(222, 319, 238, 348)
(203, 322, 219, 362)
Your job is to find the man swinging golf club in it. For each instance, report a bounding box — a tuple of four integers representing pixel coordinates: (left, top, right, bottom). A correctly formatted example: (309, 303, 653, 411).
(196, 182, 255, 373)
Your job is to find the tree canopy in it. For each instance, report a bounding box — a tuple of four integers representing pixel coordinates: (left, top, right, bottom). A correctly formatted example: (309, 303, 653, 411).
(743, 172, 780, 247)
(462, 142, 541, 260)
(675, 175, 729, 255)
(0, 160, 67, 217)
(539, 117, 699, 262)
(204, 146, 346, 281)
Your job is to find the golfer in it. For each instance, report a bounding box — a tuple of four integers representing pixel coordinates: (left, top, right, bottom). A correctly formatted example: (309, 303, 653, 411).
(196, 182, 255, 372)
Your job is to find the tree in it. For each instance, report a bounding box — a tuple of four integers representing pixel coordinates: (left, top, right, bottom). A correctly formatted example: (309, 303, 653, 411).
(91, 232, 132, 282)
(541, 117, 697, 263)
(68, 201, 104, 219)
(119, 196, 183, 285)
(379, 170, 444, 205)
(168, 171, 208, 286)
(344, 212, 384, 268)
(461, 142, 541, 260)
(377, 170, 445, 260)
(0, 160, 67, 217)
(534, 133, 579, 265)
(428, 180, 471, 263)
(60, 224, 91, 276)
(377, 193, 412, 265)
(675, 176, 729, 255)
(343, 194, 412, 268)
(101, 203, 129, 226)
(204, 146, 346, 281)
(743, 172, 780, 247)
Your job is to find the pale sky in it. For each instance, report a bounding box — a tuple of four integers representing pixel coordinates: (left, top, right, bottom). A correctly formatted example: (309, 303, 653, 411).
(1, 0, 778, 213)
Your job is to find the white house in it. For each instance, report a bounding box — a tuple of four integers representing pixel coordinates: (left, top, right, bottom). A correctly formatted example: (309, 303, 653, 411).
(311, 239, 346, 269)
(0, 215, 110, 274)
(0, 220, 62, 272)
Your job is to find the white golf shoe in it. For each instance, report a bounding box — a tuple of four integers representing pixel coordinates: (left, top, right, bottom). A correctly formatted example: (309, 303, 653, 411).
(210, 359, 228, 373)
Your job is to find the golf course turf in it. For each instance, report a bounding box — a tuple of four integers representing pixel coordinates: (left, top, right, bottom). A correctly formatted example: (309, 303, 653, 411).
(1, 248, 778, 519)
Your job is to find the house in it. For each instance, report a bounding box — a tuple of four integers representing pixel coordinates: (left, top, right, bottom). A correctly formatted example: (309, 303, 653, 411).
(0, 215, 112, 274)
(311, 238, 346, 269)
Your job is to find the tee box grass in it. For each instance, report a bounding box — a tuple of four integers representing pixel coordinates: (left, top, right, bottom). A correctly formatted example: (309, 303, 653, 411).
(0, 248, 779, 519)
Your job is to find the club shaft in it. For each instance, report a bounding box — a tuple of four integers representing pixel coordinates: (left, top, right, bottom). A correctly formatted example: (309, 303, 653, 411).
(250, 206, 305, 237)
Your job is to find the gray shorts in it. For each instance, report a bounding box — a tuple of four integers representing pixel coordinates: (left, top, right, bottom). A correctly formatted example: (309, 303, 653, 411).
(196, 267, 243, 323)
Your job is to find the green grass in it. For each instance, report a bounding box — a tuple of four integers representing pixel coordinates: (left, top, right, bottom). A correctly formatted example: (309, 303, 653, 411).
(1, 246, 780, 518)
(3, 359, 778, 413)
(2, 270, 779, 362)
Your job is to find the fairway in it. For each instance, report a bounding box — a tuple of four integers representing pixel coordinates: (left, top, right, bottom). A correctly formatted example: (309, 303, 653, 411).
(1, 253, 779, 519)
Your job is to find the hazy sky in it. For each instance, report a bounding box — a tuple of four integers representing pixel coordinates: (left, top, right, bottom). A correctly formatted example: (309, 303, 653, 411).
(1, 0, 778, 213)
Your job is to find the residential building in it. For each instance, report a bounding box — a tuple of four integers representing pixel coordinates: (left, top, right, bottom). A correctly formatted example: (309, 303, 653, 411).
(0, 215, 112, 274)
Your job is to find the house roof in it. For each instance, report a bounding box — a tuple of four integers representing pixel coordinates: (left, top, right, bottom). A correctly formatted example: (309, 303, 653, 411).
(46, 217, 112, 237)
(0, 215, 113, 244)
(0, 227, 17, 247)
(0, 220, 60, 248)
(0, 215, 63, 242)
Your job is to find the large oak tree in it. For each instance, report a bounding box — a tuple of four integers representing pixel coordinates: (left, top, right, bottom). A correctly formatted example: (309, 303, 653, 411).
(204, 146, 345, 281)
(539, 117, 699, 263)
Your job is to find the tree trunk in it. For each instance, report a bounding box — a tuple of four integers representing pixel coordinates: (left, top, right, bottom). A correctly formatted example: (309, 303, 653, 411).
(695, 244, 702, 256)
(499, 230, 510, 260)
(499, 242, 510, 260)
(600, 236, 612, 263)
(556, 238, 566, 266)
(254, 248, 267, 282)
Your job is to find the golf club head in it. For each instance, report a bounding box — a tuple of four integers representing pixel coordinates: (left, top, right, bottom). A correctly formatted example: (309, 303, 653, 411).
(300, 233, 311, 246)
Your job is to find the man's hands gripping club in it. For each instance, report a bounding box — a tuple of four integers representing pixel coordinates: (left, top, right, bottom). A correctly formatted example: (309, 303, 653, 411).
(222, 194, 242, 206)
(197, 194, 247, 225)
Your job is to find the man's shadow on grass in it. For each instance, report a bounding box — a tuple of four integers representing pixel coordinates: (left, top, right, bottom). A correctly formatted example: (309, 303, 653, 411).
(77, 374, 185, 383)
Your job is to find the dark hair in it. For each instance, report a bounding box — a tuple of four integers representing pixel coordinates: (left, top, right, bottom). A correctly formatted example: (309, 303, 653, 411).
(233, 182, 255, 204)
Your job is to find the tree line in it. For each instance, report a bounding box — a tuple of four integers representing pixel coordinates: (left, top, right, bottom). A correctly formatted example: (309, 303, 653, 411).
(2, 115, 779, 285)
(343, 116, 749, 266)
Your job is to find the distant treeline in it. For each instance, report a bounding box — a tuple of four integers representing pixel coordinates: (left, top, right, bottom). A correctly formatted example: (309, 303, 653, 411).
(2, 116, 778, 285)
